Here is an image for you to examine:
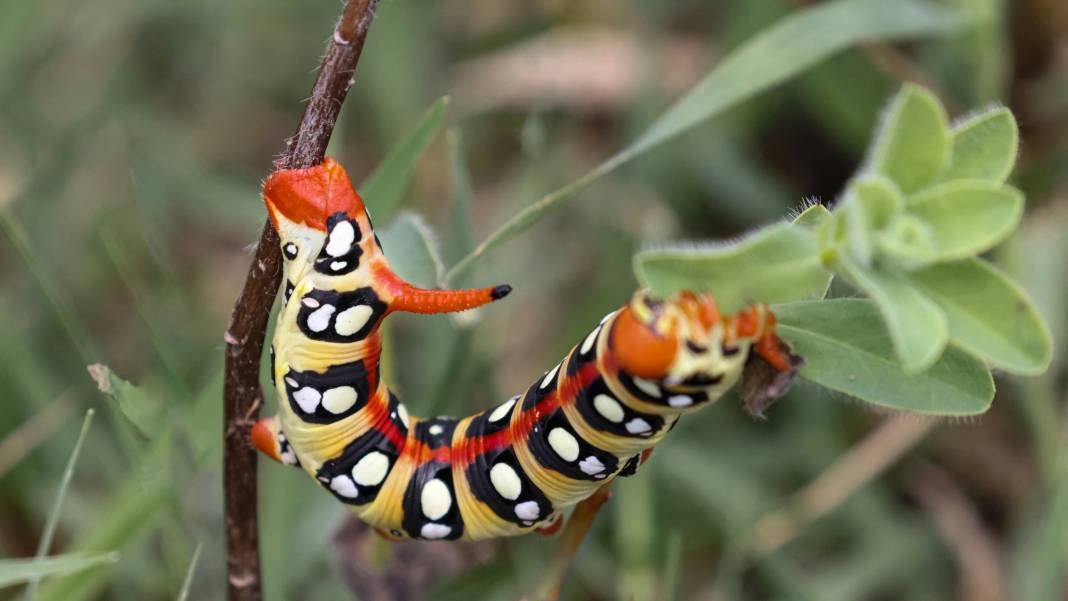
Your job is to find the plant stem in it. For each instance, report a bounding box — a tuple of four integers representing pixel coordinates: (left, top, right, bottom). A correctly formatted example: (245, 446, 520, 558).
(528, 485, 613, 601)
(222, 2, 378, 600)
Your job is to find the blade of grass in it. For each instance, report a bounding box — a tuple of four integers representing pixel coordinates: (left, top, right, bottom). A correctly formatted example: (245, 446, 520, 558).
(99, 227, 188, 394)
(0, 211, 98, 363)
(445, 0, 960, 282)
(0, 393, 76, 478)
(360, 96, 449, 218)
(175, 543, 202, 601)
(0, 554, 119, 589)
(23, 409, 95, 601)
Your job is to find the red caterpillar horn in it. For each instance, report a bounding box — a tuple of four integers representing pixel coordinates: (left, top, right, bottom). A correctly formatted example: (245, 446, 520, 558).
(264, 157, 511, 316)
(373, 264, 511, 314)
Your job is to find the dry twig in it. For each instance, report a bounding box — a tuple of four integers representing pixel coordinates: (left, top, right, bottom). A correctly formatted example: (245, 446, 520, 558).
(222, 2, 379, 599)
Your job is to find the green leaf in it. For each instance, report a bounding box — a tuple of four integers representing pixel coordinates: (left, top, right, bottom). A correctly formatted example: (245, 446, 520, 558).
(842, 175, 905, 265)
(837, 255, 948, 373)
(0, 554, 119, 589)
(361, 96, 448, 219)
(86, 364, 163, 437)
(867, 84, 951, 193)
(445, 0, 961, 282)
(909, 258, 1052, 374)
(939, 107, 1018, 183)
(445, 128, 475, 268)
(634, 224, 831, 313)
(792, 202, 833, 230)
(904, 180, 1023, 260)
(774, 299, 993, 414)
(377, 212, 445, 288)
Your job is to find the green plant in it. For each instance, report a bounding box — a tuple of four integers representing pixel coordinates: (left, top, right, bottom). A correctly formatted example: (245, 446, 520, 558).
(636, 84, 1050, 415)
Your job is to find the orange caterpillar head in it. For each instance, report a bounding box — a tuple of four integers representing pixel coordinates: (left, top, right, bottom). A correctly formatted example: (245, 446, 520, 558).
(262, 157, 512, 315)
(612, 290, 776, 391)
(263, 157, 381, 278)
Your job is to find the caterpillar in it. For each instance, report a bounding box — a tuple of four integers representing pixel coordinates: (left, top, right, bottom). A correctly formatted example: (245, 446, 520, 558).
(251, 157, 796, 541)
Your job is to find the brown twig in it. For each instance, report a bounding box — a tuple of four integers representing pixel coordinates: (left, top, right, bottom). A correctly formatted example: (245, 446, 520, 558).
(222, 2, 379, 600)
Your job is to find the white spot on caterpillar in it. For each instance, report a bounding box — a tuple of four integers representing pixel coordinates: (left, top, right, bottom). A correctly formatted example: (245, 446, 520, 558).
(599, 311, 615, 325)
(397, 403, 410, 428)
(307, 304, 336, 332)
(352, 452, 389, 486)
(540, 363, 560, 389)
(335, 305, 373, 336)
(325, 221, 355, 257)
(322, 386, 358, 414)
(625, 418, 652, 435)
(284, 377, 299, 388)
(330, 261, 347, 271)
(293, 387, 322, 413)
(514, 501, 540, 521)
(420, 523, 451, 539)
(329, 475, 358, 498)
(547, 428, 579, 462)
(280, 449, 297, 465)
(632, 377, 662, 398)
(592, 394, 624, 423)
(579, 456, 605, 475)
(668, 395, 693, 408)
(580, 325, 602, 355)
(428, 424, 444, 436)
(301, 297, 320, 309)
(490, 463, 522, 500)
(489, 397, 517, 422)
(420, 479, 452, 520)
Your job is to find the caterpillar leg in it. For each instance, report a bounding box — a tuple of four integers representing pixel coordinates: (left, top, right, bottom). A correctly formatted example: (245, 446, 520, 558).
(372, 263, 511, 314)
(725, 304, 793, 372)
(251, 416, 300, 467)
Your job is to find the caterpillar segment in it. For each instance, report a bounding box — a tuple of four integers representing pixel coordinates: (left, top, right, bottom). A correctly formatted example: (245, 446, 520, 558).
(252, 157, 795, 541)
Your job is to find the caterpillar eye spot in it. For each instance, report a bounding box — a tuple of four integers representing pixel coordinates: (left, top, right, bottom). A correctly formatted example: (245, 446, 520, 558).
(283, 243, 299, 260)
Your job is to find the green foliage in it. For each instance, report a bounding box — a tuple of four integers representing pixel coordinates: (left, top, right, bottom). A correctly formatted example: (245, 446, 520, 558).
(634, 224, 831, 313)
(639, 83, 1051, 413)
(361, 96, 449, 219)
(444, 0, 961, 282)
(0, 554, 119, 590)
(775, 300, 993, 414)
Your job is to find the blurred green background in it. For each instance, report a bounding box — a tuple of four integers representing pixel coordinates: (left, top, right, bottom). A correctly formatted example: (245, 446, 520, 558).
(2, 0, 1067, 599)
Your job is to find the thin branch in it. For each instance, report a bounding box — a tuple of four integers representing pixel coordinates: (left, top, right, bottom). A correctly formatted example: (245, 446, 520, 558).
(222, 2, 379, 600)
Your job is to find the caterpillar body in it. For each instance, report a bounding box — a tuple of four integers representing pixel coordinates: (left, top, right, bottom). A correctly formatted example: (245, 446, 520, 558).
(251, 157, 794, 541)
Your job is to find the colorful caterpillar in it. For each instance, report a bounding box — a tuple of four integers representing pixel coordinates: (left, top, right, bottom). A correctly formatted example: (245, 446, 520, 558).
(251, 157, 794, 541)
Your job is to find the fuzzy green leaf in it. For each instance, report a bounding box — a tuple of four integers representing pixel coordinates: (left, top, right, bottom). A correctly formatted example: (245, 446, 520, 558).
(837, 255, 948, 373)
(939, 107, 1018, 183)
(905, 180, 1023, 260)
(843, 175, 906, 265)
(361, 97, 448, 219)
(775, 299, 994, 415)
(377, 212, 445, 288)
(868, 84, 951, 193)
(635, 223, 831, 313)
(792, 203, 833, 228)
(909, 258, 1052, 374)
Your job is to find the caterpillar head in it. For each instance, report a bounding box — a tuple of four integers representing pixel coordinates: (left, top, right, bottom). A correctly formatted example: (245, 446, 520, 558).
(263, 157, 380, 277)
(612, 290, 773, 393)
